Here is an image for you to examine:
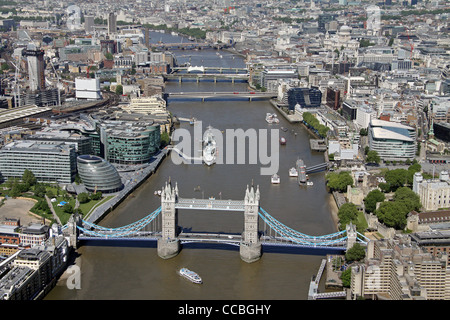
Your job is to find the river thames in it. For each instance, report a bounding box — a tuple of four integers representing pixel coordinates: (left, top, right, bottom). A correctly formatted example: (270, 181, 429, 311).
(45, 33, 339, 300)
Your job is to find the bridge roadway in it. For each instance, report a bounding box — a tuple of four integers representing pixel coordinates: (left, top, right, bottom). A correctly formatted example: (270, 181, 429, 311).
(78, 230, 347, 251)
(166, 91, 276, 100)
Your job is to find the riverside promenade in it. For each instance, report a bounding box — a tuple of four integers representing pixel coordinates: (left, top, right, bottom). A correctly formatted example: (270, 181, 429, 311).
(84, 149, 169, 224)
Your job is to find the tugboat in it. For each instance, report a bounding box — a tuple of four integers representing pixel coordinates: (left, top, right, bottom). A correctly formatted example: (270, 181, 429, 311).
(179, 268, 202, 284)
(271, 173, 280, 184)
(289, 167, 298, 177)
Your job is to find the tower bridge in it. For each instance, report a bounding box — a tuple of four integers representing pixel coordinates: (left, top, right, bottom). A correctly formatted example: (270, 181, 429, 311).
(66, 180, 370, 263)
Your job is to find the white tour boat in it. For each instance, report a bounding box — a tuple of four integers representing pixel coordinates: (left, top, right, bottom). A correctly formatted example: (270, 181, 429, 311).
(179, 268, 202, 284)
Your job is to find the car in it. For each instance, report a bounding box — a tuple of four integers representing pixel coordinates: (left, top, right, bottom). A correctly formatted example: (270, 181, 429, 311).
(365, 162, 380, 167)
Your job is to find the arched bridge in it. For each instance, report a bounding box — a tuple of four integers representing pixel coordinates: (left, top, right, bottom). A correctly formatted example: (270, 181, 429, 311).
(66, 181, 369, 263)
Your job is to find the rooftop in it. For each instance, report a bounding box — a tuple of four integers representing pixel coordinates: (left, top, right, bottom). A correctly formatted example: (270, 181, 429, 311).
(1, 140, 75, 154)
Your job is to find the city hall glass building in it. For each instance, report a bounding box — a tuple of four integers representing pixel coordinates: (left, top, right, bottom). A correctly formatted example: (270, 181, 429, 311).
(0, 141, 77, 183)
(77, 155, 123, 193)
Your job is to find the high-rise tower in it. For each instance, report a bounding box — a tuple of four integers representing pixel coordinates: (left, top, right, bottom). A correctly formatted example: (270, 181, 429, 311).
(107, 12, 117, 35)
(23, 45, 45, 92)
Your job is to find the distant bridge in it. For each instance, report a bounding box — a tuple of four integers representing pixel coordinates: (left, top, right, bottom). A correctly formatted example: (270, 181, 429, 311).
(164, 73, 248, 83)
(172, 66, 248, 74)
(151, 42, 211, 50)
(166, 91, 276, 101)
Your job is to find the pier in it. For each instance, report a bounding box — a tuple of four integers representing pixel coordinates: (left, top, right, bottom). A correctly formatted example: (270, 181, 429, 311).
(308, 259, 347, 300)
(310, 139, 327, 152)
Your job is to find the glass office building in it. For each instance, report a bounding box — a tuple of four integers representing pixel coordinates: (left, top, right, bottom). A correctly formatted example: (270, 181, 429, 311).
(368, 119, 416, 161)
(105, 123, 160, 165)
(53, 117, 161, 165)
(0, 141, 77, 183)
(287, 87, 322, 111)
(77, 155, 123, 193)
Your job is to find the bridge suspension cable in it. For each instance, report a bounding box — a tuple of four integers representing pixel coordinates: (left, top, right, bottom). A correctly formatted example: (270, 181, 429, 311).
(78, 207, 162, 238)
(259, 207, 348, 247)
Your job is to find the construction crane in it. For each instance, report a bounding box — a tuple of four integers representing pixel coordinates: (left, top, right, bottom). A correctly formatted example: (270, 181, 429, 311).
(86, 65, 92, 78)
(405, 27, 414, 59)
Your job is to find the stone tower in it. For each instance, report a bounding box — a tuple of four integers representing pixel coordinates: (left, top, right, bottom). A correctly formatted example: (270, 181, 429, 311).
(346, 223, 358, 251)
(240, 183, 262, 263)
(157, 180, 180, 259)
(67, 211, 81, 249)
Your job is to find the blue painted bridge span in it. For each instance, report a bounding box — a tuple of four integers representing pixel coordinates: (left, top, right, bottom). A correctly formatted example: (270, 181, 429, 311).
(76, 206, 369, 254)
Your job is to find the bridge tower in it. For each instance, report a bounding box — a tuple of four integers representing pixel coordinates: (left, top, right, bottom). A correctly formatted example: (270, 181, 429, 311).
(157, 180, 181, 259)
(345, 223, 358, 251)
(240, 184, 262, 263)
(67, 211, 82, 249)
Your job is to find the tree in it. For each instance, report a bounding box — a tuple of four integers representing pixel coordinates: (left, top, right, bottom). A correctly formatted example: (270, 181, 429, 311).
(33, 199, 50, 214)
(363, 189, 385, 213)
(345, 243, 366, 262)
(63, 203, 74, 214)
(90, 191, 102, 201)
(160, 131, 170, 147)
(384, 169, 409, 192)
(337, 203, 359, 230)
(407, 163, 421, 185)
(366, 150, 380, 164)
(115, 84, 123, 95)
(393, 187, 421, 212)
(77, 192, 90, 204)
(46, 189, 55, 199)
(326, 171, 353, 193)
(33, 184, 46, 198)
(375, 201, 408, 229)
(73, 207, 83, 216)
(341, 268, 352, 288)
(22, 169, 37, 186)
(378, 182, 391, 193)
